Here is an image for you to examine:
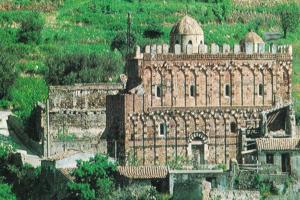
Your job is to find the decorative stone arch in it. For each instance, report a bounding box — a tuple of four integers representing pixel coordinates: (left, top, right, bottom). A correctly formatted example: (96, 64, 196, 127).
(187, 130, 209, 164)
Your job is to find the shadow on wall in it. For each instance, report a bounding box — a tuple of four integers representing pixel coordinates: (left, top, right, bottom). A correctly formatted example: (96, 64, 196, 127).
(172, 180, 202, 200)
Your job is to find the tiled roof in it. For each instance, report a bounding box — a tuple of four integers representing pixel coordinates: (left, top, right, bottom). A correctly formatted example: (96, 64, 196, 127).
(117, 166, 168, 179)
(256, 138, 300, 151)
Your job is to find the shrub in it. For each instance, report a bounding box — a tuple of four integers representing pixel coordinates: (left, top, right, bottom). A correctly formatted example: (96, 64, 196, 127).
(0, 53, 17, 99)
(8, 77, 48, 119)
(0, 181, 16, 200)
(65, 154, 117, 200)
(143, 25, 164, 39)
(112, 183, 161, 200)
(46, 51, 124, 85)
(17, 12, 44, 44)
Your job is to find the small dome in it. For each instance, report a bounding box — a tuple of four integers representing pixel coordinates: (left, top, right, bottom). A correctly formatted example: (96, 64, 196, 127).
(244, 31, 264, 43)
(170, 15, 203, 35)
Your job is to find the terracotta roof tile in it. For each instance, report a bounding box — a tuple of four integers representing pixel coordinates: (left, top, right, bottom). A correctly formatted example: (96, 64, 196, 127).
(256, 138, 300, 151)
(117, 166, 168, 179)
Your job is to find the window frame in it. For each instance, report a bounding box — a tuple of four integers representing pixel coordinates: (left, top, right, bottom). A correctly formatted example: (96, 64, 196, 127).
(159, 123, 167, 137)
(190, 84, 196, 97)
(225, 84, 231, 97)
(156, 85, 161, 98)
(266, 153, 274, 164)
(258, 83, 263, 96)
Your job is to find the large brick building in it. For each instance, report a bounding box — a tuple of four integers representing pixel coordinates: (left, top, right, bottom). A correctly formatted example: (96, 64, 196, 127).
(107, 15, 294, 166)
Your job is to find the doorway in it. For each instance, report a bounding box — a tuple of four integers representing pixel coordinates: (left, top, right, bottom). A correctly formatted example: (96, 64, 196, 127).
(192, 144, 204, 165)
(281, 153, 291, 174)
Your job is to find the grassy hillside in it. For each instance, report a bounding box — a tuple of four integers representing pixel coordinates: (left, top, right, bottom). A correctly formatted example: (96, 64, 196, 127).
(0, 0, 299, 120)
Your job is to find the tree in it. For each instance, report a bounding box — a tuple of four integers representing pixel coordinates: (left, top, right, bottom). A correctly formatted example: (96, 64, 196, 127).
(17, 12, 44, 44)
(0, 54, 16, 99)
(65, 154, 117, 200)
(278, 3, 300, 38)
(0, 181, 16, 200)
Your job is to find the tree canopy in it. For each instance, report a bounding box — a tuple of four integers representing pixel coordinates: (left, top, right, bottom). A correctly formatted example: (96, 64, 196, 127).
(278, 3, 300, 38)
(65, 154, 117, 200)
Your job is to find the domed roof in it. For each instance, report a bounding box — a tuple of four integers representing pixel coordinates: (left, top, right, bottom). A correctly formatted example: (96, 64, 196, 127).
(170, 15, 203, 35)
(244, 31, 264, 43)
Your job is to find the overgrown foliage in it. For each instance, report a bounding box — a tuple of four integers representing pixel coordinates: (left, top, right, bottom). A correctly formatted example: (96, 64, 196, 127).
(17, 11, 44, 44)
(112, 183, 161, 200)
(46, 52, 124, 85)
(0, 180, 16, 200)
(8, 77, 48, 119)
(0, 142, 41, 200)
(0, 53, 17, 99)
(65, 154, 117, 200)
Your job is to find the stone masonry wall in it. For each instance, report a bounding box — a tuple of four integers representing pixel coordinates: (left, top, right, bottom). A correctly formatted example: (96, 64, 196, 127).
(108, 50, 292, 165)
(43, 83, 122, 157)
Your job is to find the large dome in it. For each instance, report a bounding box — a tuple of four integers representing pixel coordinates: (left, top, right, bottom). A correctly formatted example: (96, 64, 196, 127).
(170, 15, 203, 35)
(244, 31, 264, 44)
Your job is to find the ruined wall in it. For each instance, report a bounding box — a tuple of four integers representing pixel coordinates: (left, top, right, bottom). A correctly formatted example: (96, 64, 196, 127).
(43, 83, 122, 157)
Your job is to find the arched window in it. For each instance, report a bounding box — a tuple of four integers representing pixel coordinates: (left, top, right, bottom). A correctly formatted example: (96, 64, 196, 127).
(156, 85, 161, 97)
(159, 123, 167, 136)
(190, 85, 195, 97)
(258, 84, 263, 96)
(230, 122, 237, 133)
(188, 40, 193, 45)
(225, 84, 231, 97)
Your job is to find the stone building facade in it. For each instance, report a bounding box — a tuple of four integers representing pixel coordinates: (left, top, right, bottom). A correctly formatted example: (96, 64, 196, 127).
(37, 83, 122, 157)
(107, 15, 294, 166)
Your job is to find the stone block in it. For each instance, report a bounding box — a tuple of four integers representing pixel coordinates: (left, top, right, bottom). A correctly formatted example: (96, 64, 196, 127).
(245, 42, 253, 54)
(234, 44, 240, 54)
(211, 43, 219, 54)
(145, 45, 150, 53)
(271, 44, 277, 54)
(151, 44, 157, 54)
(157, 45, 162, 54)
(198, 44, 207, 54)
(162, 44, 169, 54)
(223, 44, 230, 54)
(135, 45, 141, 58)
(186, 44, 193, 55)
(174, 44, 181, 54)
(258, 43, 265, 53)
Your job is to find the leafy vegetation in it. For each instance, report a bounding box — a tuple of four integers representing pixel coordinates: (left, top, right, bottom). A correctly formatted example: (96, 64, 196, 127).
(278, 2, 300, 38)
(0, 53, 17, 99)
(8, 77, 48, 119)
(65, 154, 117, 200)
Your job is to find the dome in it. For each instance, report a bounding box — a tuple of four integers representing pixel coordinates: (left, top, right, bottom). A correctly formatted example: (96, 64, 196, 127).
(244, 31, 264, 44)
(170, 15, 203, 36)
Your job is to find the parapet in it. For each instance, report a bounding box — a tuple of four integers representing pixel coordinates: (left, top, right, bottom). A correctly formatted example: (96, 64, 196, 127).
(134, 43, 293, 59)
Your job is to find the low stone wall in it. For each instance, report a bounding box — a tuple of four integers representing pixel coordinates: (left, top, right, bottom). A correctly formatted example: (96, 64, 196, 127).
(49, 139, 107, 157)
(209, 189, 260, 200)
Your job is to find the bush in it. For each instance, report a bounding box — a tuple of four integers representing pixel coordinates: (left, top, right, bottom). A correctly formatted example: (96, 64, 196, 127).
(65, 154, 117, 200)
(0, 53, 17, 99)
(112, 183, 161, 200)
(278, 3, 300, 38)
(8, 77, 48, 119)
(17, 12, 44, 44)
(0, 181, 16, 200)
(46, 51, 124, 85)
(143, 25, 164, 39)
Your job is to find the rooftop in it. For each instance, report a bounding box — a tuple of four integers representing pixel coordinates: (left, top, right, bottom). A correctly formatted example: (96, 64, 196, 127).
(118, 165, 168, 179)
(256, 138, 300, 151)
(170, 15, 203, 36)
